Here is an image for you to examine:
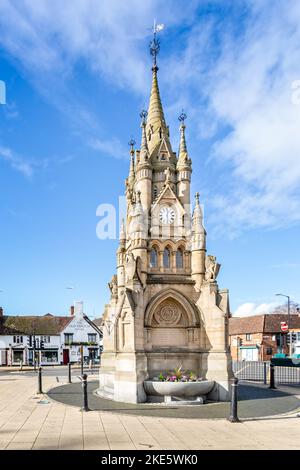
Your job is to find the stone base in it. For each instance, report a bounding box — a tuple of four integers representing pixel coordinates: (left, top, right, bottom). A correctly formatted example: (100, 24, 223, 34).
(148, 395, 205, 405)
(99, 350, 233, 403)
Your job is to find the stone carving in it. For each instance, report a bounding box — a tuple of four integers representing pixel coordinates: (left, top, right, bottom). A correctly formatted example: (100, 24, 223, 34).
(154, 301, 181, 326)
(164, 167, 171, 183)
(125, 253, 143, 286)
(125, 252, 136, 282)
(205, 255, 221, 281)
(108, 275, 118, 298)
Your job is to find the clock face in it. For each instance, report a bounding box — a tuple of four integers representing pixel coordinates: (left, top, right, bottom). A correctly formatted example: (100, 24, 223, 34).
(159, 206, 175, 224)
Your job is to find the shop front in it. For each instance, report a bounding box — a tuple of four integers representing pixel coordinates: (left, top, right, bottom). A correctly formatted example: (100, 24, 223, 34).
(12, 348, 24, 364)
(40, 349, 59, 365)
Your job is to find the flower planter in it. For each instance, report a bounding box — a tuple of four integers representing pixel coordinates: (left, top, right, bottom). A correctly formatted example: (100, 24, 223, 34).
(144, 380, 215, 404)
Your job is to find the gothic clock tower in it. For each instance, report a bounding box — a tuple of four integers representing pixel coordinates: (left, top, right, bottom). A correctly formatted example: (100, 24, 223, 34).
(99, 34, 233, 403)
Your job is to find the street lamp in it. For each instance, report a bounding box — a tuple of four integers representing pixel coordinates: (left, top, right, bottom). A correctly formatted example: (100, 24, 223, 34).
(276, 293, 292, 357)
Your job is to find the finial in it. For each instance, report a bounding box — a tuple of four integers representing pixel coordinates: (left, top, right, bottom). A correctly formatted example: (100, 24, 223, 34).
(195, 192, 200, 204)
(140, 109, 148, 126)
(178, 110, 187, 125)
(149, 20, 165, 68)
(128, 137, 136, 156)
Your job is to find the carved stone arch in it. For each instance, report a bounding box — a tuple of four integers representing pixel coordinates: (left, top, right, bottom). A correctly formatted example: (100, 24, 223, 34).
(144, 289, 200, 328)
(162, 239, 176, 251)
(149, 240, 160, 251)
(175, 239, 186, 250)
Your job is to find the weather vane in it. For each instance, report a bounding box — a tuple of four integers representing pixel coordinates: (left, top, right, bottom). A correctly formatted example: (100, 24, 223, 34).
(149, 20, 165, 66)
(128, 137, 136, 152)
(140, 109, 148, 124)
(178, 109, 187, 123)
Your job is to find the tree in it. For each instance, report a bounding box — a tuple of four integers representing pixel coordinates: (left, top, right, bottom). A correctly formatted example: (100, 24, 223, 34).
(273, 300, 300, 315)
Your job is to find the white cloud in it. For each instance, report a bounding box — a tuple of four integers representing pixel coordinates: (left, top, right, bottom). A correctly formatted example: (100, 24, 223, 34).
(233, 301, 281, 317)
(159, 1, 300, 235)
(88, 137, 127, 160)
(0, 0, 196, 170)
(0, 145, 33, 177)
(1, 1, 300, 234)
(0, 0, 195, 93)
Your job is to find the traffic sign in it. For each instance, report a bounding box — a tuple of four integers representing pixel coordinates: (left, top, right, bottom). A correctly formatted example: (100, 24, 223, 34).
(280, 321, 289, 333)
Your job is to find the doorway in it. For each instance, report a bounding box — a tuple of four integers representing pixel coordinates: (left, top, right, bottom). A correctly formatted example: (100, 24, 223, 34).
(63, 349, 70, 365)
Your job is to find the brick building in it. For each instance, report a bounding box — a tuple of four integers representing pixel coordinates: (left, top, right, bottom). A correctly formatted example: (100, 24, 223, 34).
(229, 314, 300, 361)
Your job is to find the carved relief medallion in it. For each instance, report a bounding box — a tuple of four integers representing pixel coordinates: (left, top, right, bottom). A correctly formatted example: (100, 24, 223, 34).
(154, 301, 181, 326)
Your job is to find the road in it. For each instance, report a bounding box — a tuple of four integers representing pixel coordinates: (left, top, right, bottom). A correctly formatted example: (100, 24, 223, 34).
(0, 365, 99, 379)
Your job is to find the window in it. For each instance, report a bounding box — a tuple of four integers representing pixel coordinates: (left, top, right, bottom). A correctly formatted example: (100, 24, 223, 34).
(41, 351, 58, 363)
(246, 333, 252, 341)
(150, 248, 158, 268)
(13, 336, 23, 344)
(13, 350, 23, 363)
(88, 333, 97, 343)
(153, 186, 158, 200)
(41, 336, 50, 343)
(64, 333, 73, 345)
(163, 248, 170, 268)
(176, 248, 184, 268)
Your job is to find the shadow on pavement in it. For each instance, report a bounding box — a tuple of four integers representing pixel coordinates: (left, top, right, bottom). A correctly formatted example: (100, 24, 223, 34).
(47, 380, 300, 420)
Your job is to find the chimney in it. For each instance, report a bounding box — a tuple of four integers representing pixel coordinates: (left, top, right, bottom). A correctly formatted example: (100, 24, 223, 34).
(74, 301, 84, 317)
(70, 305, 75, 316)
(0, 307, 3, 317)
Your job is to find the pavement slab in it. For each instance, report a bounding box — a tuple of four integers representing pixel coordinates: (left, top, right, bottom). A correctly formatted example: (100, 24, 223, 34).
(0, 367, 299, 450)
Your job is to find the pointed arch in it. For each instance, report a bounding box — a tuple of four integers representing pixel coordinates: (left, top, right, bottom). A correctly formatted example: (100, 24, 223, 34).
(150, 246, 158, 268)
(176, 247, 184, 268)
(163, 246, 171, 268)
(144, 289, 200, 327)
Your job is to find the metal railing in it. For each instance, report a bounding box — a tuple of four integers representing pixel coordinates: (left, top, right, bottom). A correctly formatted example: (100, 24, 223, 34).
(233, 360, 300, 385)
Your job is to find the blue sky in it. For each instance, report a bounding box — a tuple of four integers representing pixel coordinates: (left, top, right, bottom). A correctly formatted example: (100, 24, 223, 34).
(0, 0, 299, 318)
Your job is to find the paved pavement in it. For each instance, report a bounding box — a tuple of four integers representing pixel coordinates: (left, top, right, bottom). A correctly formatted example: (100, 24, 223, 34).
(48, 380, 300, 419)
(0, 369, 300, 450)
(0, 365, 99, 377)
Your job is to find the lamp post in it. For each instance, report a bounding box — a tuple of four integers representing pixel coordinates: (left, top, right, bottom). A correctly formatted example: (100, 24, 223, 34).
(276, 293, 292, 357)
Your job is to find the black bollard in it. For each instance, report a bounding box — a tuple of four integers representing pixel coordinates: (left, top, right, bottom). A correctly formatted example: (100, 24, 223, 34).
(228, 377, 239, 422)
(269, 363, 276, 389)
(80, 345, 84, 376)
(68, 362, 72, 384)
(263, 362, 267, 385)
(38, 366, 43, 394)
(81, 374, 89, 412)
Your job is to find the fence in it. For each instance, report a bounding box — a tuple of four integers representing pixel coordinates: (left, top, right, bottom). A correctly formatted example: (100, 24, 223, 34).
(233, 361, 300, 385)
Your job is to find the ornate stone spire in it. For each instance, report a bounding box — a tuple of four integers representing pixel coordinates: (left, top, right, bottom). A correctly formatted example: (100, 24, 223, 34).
(146, 32, 169, 155)
(193, 193, 203, 226)
(192, 192, 206, 250)
(177, 111, 191, 170)
(128, 138, 136, 185)
(139, 110, 150, 163)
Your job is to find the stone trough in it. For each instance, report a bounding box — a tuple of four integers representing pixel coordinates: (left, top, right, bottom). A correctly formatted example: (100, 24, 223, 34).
(144, 379, 215, 405)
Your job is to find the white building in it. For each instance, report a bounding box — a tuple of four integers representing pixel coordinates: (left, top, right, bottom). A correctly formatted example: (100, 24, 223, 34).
(0, 302, 103, 366)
